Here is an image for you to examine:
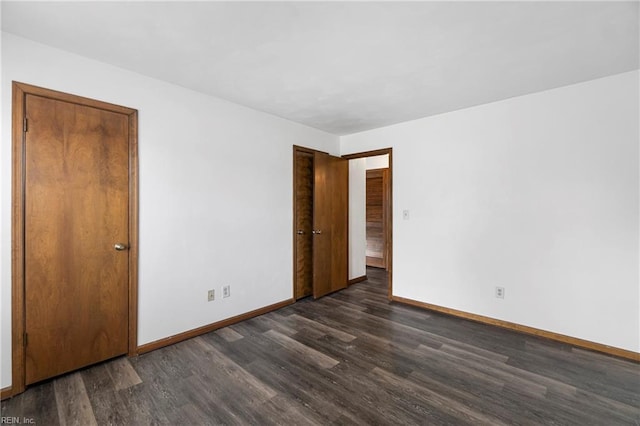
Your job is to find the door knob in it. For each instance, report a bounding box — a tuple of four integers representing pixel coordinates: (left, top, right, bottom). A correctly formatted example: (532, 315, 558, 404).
(114, 243, 128, 251)
(297, 230, 305, 235)
(312, 230, 322, 234)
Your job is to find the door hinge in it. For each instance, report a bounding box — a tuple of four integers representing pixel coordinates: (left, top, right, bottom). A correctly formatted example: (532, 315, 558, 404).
(23, 117, 28, 133)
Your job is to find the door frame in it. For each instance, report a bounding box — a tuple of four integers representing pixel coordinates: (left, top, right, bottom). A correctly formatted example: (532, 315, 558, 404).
(342, 148, 393, 300)
(292, 145, 330, 299)
(10, 82, 139, 396)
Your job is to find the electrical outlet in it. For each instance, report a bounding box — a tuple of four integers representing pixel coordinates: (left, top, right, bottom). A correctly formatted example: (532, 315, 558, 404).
(208, 289, 215, 302)
(223, 285, 231, 298)
(495, 286, 505, 299)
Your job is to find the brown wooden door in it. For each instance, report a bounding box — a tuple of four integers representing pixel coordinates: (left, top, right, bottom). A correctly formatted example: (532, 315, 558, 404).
(294, 150, 314, 299)
(24, 94, 130, 384)
(312, 152, 348, 298)
(366, 168, 389, 269)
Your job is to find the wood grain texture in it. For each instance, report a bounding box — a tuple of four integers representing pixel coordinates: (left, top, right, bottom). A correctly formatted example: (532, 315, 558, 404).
(1, 381, 60, 423)
(313, 152, 348, 298)
(127, 110, 139, 357)
(294, 149, 314, 299)
(11, 83, 27, 396)
(24, 94, 130, 384)
(136, 299, 294, 354)
(105, 357, 142, 391)
(3, 268, 638, 424)
(0, 387, 13, 401)
(11, 82, 139, 397)
(366, 168, 389, 269)
(392, 295, 640, 362)
(263, 329, 340, 369)
(53, 373, 98, 426)
(215, 327, 244, 342)
(366, 173, 384, 261)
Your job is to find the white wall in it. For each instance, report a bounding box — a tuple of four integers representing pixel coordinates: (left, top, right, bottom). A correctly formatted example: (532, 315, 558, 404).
(0, 33, 339, 388)
(341, 70, 640, 353)
(348, 159, 366, 279)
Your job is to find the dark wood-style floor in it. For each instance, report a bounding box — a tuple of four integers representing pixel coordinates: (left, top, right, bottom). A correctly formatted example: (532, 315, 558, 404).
(2, 268, 639, 425)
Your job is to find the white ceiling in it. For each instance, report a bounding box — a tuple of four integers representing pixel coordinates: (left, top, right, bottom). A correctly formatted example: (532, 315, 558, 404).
(2, 1, 638, 135)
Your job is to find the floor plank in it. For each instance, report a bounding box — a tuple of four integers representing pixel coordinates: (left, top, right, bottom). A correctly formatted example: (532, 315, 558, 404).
(2, 267, 639, 425)
(53, 372, 97, 426)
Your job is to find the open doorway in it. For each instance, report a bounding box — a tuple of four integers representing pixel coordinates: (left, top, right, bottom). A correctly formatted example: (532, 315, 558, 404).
(343, 149, 393, 300)
(364, 158, 390, 269)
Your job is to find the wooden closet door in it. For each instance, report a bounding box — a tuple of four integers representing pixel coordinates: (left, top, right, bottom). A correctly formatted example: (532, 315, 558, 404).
(312, 152, 348, 298)
(294, 150, 314, 299)
(24, 94, 130, 384)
